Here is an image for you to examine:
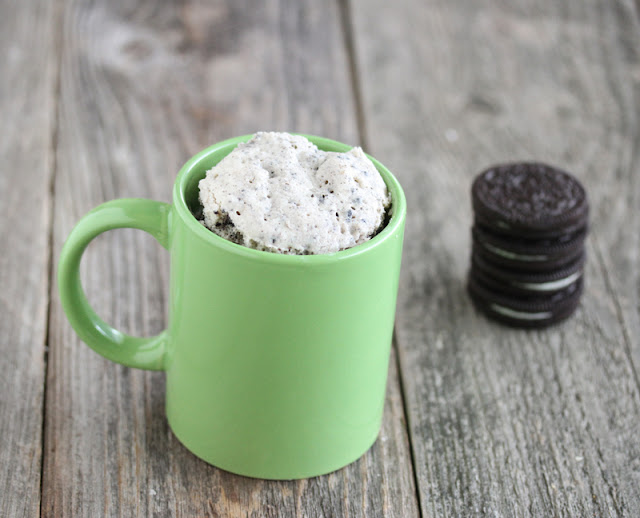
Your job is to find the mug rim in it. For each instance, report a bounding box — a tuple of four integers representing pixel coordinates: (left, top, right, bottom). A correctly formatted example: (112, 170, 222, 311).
(172, 133, 406, 263)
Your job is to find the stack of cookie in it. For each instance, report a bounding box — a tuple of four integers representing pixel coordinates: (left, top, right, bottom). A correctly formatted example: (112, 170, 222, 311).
(467, 162, 589, 327)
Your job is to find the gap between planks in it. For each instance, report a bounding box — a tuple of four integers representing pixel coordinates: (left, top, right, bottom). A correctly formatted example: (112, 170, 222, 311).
(338, 0, 370, 151)
(40, 0, 65, 515)
(338, 0, 422, 513)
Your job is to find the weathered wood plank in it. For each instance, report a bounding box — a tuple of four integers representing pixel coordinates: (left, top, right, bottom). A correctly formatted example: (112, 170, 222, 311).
(0, 1, 60, 517)
(585, 0, 640, 422)
(43, 0, 418, 516)
(350, 0, 640, 515)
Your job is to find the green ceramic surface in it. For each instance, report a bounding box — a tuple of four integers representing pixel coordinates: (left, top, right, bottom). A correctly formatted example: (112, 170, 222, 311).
(58, 135, 406, 479)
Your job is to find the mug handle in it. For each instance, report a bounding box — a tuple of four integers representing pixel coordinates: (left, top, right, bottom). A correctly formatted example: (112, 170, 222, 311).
(58, 198, 171, 371)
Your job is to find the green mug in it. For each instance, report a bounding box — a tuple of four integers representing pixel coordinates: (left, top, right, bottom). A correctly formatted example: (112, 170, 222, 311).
(58, 134, 406, 479)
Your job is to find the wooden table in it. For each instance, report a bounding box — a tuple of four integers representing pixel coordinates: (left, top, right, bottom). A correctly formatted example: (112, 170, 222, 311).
(2, 1, 639, 516)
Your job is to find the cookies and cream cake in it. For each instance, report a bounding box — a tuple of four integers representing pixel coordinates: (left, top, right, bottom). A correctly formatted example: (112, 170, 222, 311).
(198, 132, 390, 255)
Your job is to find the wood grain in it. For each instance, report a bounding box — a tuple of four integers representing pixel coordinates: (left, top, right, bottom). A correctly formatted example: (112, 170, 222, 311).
(585, 0, 640, 417)
(0, 1, 60, 517)
(43, 0, 418, 516)
(350, 0, 640, 515)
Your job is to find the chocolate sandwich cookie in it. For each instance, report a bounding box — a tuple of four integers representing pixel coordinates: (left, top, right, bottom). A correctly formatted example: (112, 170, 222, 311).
(470, 250, 585, 297)
(472, 162, 588, 239)
(472, 224, 587, 272)
(467, 274, 584, 328)
(468, 161, 589, 327)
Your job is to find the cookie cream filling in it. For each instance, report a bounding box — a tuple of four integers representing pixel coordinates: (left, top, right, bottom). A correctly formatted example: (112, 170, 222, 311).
(490, 304, 552, 321)
(511, 271, 582, 292)
(482, 242, 547, 262)
(198, 132, 390, 255)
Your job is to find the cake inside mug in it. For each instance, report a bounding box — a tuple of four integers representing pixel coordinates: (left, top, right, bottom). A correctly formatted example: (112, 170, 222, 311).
(197, 132, 391, 255)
